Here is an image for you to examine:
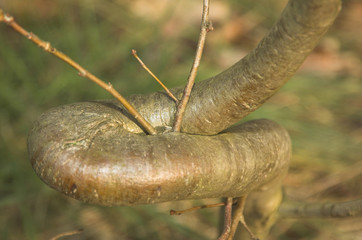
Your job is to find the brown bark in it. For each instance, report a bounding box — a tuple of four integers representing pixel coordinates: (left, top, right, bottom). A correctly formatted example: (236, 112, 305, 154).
(90, 0, 340, 136)
(29, 108, 290, 206)
(27, 0, 341, 211)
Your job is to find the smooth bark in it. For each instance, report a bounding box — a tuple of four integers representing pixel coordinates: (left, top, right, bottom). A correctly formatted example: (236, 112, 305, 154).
(29, 110, 290, 206)
(28, 0, 341, 211)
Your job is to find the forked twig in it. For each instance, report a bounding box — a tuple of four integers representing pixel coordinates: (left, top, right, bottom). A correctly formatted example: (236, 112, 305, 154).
(170, 198, 236, 239)
(132, 49, 179, 103)
(172, 0, 213, 132)
(0, 8, 156, 135)
(228, 196, 258, 240)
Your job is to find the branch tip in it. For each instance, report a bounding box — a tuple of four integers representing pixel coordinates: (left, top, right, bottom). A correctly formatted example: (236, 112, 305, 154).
(50, 229, 83, 240)
(0, 9, 157, 135)
(132, 49, 179, 103)
(169, 210, 180, 215)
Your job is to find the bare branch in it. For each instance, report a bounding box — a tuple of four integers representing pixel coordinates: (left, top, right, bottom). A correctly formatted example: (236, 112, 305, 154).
(172, 0, 212, 132)
(170, 201, 229, 215)
(28, 117, 291, 206)
(228, 196, 258, 240)
(174, 0, 342, 134)
(24, 0, 338, 212)
(0, 8, 156, 135)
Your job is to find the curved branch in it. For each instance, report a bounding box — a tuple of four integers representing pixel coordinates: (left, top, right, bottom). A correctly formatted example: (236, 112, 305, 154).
(101, 0, 341, 135)
(181, 0, 341, 134)
(27, 0, 341, 207)
(29, 108, 290, 206)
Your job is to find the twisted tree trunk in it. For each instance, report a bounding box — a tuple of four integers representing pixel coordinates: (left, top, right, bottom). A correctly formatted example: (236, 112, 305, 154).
(27, 0, 341, 238)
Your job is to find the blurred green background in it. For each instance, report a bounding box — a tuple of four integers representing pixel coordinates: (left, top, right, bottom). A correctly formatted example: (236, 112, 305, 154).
(0, 0, 361, 239)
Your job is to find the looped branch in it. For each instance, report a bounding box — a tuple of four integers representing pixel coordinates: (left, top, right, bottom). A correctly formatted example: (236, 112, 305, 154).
(26, 0, 341, 206)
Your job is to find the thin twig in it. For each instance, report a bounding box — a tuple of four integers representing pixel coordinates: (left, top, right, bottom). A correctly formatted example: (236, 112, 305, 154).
(132, 49, 179, 103)
(228, 197, 243, 240)
(217, 197, 233, 240)
(50, 229, 83, 240)
(0, 8, 156, 135)
(172, 0, 213, 132)
(228, 196, 258, 240)
(170, 201, 234, 215)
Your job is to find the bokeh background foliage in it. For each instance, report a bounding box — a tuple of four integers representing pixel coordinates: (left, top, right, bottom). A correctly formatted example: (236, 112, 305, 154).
(0, 0, 361, 239)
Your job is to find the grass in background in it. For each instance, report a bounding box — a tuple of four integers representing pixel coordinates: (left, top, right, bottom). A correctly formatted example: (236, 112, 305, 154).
(0, 0, 361, 239)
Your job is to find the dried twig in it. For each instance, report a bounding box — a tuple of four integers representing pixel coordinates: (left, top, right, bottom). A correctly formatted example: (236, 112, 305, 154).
(172, 0, 213, 132)
(170, 202, 227, 215)
(217, 197, 233, 240)
(0, 8, 156, 135)
(132, 49, 179, 103)
(50, 229, 83, 240)
(170, 198, 239, 215)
